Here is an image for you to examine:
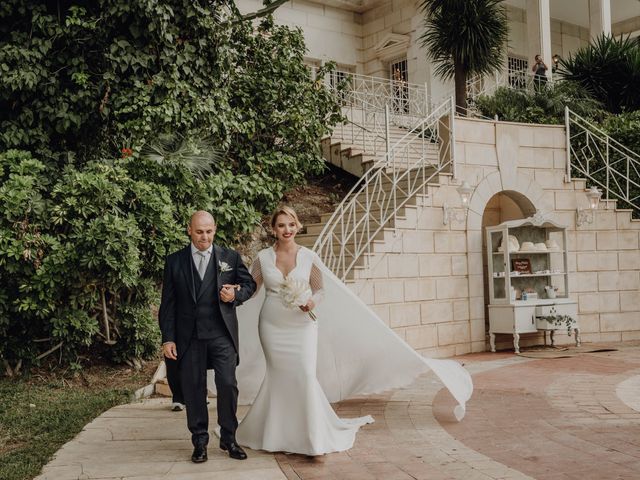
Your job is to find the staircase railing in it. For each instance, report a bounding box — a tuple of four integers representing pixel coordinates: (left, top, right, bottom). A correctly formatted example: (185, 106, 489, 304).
(320, 69, 434, 157)
(566, 107, 640, 215)
(313, 97, 455, 281)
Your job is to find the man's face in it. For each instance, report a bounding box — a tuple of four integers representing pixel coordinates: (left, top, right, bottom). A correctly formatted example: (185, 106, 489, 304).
(188, 216, 216, 251)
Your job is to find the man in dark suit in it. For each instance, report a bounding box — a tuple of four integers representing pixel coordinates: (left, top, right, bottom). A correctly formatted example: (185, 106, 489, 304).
(159, 211, 256, 462)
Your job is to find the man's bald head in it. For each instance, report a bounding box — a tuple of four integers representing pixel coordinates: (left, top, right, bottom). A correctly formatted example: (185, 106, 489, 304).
(189, 210, 215, 227)
(188, 210, 216, 251)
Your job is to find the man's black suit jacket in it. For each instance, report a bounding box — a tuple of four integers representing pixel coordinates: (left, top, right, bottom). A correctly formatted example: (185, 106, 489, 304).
(158, 244, 256, 364)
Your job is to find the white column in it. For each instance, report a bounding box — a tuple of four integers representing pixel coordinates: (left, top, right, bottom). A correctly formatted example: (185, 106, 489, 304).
(589, 0, 612, 40)
(526, 0, 552, 80)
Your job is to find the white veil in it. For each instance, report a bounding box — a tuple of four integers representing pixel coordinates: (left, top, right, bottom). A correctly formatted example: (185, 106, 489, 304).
(211, 256, 473, 421)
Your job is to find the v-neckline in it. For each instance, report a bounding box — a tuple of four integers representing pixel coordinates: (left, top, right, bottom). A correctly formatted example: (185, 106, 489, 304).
(272, 245, 301, 279)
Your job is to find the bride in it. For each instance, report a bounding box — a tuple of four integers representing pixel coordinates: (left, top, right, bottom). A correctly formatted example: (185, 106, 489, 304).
(212, 205, 473, 455)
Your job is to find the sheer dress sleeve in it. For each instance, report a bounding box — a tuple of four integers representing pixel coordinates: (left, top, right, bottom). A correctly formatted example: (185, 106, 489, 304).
(309, 262, 324, 306)
(250, 256, 263, 296)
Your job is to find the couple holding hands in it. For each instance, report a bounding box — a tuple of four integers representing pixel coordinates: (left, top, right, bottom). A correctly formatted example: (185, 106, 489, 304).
(160, 207, 473, 463)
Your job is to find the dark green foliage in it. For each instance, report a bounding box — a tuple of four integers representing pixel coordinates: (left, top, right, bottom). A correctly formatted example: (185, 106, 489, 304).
(419, 0, 509, 112)
(557, 34, 640, 114)
(0, 2, 342, 369)
(475, 83, 606, 124)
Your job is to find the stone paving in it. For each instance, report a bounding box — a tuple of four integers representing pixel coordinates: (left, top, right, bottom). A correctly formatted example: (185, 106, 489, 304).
(35, 342, 640, 480)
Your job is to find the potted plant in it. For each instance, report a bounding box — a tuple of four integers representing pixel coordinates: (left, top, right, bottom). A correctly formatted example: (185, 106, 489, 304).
(536, 313, 576, 335)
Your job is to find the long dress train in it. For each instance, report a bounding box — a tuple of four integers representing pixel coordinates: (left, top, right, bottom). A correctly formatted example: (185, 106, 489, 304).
(208, 246, 473, 453)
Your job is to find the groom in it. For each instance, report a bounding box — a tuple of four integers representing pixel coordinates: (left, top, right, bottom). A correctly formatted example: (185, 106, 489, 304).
(159, 210, 256, 462)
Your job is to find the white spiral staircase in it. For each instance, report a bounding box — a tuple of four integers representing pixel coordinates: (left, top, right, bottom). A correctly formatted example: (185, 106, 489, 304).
(298, 71, 455, 281)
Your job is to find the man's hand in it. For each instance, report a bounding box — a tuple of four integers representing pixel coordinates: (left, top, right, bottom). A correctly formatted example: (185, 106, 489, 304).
(220, 284, 239, 303)
(163, 342, 177, 360)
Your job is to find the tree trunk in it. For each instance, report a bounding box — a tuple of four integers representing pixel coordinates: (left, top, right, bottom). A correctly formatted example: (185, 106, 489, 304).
(454, 62, 467, 115)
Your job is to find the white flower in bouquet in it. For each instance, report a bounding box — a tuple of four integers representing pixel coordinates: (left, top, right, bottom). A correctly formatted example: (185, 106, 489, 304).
(279, 277, 317, 321)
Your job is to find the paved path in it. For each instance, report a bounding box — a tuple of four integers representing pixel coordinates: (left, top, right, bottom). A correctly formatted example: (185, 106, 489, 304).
(36, 342, 640, 480)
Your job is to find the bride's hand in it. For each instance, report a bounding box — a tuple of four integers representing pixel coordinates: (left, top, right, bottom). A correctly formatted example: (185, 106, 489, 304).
(299, 299, 315, 313)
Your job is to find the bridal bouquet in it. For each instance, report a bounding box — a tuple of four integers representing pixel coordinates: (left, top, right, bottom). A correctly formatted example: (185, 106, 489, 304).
(279, 277, 317, 321)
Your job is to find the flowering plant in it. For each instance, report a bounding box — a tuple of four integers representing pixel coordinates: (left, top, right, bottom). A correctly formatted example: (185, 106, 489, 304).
(218, 261, 232, 273)
(279, 277, 316, 321)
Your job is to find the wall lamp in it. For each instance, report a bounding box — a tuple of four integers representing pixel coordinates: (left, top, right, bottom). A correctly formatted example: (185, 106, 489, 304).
(443, 181, 473, 225)
(576, 186, 602, 227)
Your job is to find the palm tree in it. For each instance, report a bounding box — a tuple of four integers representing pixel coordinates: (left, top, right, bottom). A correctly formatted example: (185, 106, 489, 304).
(557, 34, 640, 114)
(419, 0, 509, 114)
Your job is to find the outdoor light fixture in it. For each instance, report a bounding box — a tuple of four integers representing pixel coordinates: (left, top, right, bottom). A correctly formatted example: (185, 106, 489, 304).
(456, 181, 473, 207)
(552, 53, 560, 73)
(443, 181, 474, 225)
(576, 186, 602, 227)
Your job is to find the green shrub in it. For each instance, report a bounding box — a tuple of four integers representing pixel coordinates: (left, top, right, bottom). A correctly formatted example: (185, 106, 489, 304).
(0, 2, 342, 371)
(475, 82, 605, 124)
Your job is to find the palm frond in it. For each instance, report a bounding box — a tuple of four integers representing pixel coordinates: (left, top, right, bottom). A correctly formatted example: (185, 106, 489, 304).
(141, 134, 225, 179)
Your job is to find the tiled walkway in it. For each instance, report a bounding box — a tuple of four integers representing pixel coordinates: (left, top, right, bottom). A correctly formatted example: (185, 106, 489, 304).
(36, 342, 640, 480)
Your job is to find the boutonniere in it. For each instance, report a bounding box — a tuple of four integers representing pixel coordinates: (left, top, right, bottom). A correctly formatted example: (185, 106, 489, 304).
(218, 261, 232, 273)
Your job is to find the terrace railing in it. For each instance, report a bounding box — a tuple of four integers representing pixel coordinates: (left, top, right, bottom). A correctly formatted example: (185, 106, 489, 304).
(566, 107, 640, 215)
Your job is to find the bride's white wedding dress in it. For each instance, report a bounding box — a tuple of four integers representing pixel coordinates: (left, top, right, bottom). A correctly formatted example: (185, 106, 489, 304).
(234, 246, 373, 455)
(208, 246, 473, 455)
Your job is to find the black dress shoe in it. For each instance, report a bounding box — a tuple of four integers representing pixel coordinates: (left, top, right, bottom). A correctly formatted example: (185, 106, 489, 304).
(191, 445, 207, 463)
(220, 440, 247, 460)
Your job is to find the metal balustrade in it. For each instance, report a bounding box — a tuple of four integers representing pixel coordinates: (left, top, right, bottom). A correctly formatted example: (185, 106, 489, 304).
(313, 97, 455, 281)
(566, 108, 640, 215)
(319, 69, 435, 158)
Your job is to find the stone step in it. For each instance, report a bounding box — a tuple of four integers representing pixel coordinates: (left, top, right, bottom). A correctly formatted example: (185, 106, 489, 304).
(155, 378, 172, 397)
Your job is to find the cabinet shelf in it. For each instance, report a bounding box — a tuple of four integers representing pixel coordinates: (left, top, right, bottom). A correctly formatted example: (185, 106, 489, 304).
(493, 250, 562, 255)
(508, 272, 566, 278)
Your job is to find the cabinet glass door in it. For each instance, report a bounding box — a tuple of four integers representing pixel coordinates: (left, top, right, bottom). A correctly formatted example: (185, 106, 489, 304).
(490, 230, 507, 301)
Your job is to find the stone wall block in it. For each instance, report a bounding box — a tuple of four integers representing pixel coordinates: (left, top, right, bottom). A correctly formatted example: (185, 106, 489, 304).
(595, 210, 618, 230)
(405, 325, 437, 350)
(388, 254, 420, 278)
(573, 272, 598, 292)
(619, 232, 639, 250)
(437, 322, 470, 346)
(373, 279, 404, 303)
(436, 277, 469, 299)
(401, 231, 434, 253)
(434, 232, 467, 253)
(452, 255, 468, 275)
(453, 299, 470, 321)
(620, 292, 640, 312)
(577, 313, 599, 332)
(600, 312, 640, 332)
(420, 301, 453, 324)
(419, 254, 452, 276)
(404, 278, 436, 302)
(576, 232, 596, 251)
(578, 294, 599, 313)
(598, 292, 620, 313)
(389, 303, 421, 328)
(596, 231, 618, 250)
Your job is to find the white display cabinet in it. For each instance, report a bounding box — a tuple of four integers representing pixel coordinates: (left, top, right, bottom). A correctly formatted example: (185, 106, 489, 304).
(486, 214, 580, 353)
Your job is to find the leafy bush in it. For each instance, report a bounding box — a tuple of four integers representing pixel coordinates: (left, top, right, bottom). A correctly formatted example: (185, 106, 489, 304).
(0, 1, 342, 371)
(475, 82, 606, 124)
(558, 34, 640, 114)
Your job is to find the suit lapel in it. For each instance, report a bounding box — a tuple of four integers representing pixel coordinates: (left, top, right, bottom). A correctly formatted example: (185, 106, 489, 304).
(180, 245, 197, 304)
(197, 245, 220, 301)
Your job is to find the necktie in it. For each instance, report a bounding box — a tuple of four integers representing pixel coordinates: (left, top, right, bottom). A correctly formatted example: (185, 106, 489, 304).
(196, 251, 207, 280)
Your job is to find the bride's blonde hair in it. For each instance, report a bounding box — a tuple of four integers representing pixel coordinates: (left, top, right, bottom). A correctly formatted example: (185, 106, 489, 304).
(270, 205, 303, 230)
